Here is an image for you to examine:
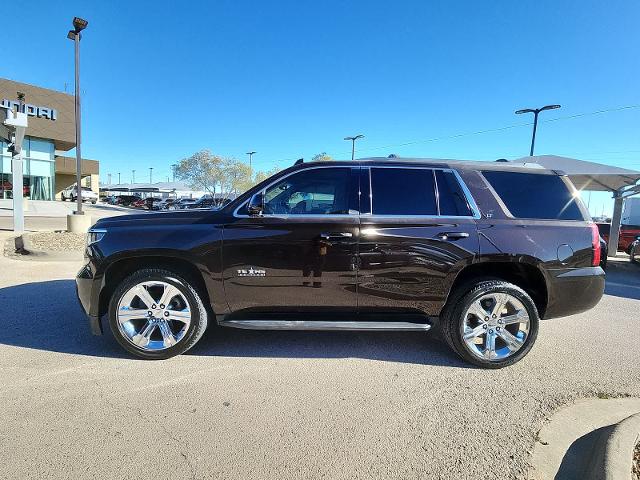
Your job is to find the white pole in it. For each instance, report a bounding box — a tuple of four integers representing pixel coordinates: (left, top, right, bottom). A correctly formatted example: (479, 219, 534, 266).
(11, 152, 24, 232)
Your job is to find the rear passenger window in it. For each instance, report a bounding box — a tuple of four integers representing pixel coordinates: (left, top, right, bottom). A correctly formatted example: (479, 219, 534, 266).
(436, 170, 472, 216)
(371, 168, 437, 215)
(482, 171, 584, 220)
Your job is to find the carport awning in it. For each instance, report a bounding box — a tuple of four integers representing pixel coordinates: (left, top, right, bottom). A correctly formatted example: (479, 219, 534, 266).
(512, 155, 640, 192)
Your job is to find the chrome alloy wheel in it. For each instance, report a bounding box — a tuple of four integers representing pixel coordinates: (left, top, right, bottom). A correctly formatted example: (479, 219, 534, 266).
(462, 293, 530, 361)
(116, 280, 192, 351)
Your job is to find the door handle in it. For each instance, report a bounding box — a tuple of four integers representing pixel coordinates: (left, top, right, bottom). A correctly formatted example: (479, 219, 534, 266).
(320, 232, 353, 240)
(436, 231, 470, 240)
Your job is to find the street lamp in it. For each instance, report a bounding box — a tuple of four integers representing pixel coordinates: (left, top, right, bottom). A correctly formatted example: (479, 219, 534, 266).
(132, 169, 136, 183)
(344, 134, 364, 161)
(67, 16, 88, 215)
(149, 167, 153, 183)
(118, 172, 121, 184)
(515, 104, 561, 156)
(246, 151, 256, 174)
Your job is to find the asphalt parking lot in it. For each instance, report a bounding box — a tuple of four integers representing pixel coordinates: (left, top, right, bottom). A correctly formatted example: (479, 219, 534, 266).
(0, 242, 639, 480)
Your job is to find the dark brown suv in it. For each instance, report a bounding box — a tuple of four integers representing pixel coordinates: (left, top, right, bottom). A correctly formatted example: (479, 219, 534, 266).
(76, 158, 604, 368)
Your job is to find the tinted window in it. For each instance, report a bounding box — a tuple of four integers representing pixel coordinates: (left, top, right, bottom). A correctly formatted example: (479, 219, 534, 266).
(482, 171, 584, 220)
(371, 168, 437, 215)
(263, 167, 355, 215)
(436, 170, 472, 216)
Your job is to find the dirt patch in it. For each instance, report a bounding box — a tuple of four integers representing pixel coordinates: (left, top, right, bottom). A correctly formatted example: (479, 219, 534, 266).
(24, 231, 85, 252)
(633, 441, 640, 480)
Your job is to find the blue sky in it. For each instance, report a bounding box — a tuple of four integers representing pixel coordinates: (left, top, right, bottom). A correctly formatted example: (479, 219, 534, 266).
(7, 0, 640, 215)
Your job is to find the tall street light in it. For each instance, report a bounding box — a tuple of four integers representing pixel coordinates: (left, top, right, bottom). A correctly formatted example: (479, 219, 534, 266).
(344, 134, 364, 161)
(246, 151, 256, 174)
(118, 172, 121, 184)
(67, 16, 88, 215)
(149, 167, 153, 183)
(132, 169, 136, 183)
(515, 104, 561, 156)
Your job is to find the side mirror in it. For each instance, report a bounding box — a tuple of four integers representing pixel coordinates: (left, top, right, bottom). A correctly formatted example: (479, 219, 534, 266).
(247, 192, 264, 216)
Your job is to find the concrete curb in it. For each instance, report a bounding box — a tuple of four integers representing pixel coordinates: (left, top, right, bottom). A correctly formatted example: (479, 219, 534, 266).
(587, 412, 640, 480)
(528, 397, 640, 480)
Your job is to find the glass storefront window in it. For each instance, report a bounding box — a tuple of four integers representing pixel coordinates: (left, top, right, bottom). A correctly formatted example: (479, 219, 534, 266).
(0, 137, 55, 200)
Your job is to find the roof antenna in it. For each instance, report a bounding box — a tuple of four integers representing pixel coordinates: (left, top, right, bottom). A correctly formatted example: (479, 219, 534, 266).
(294, 158, 304, 165)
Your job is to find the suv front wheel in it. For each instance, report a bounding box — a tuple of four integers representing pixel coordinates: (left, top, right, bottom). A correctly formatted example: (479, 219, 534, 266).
(441, 280, 539, 369)
(108, 268, 208, 359)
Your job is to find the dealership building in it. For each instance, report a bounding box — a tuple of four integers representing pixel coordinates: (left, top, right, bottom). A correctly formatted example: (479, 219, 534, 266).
(0, 77, 99, 201)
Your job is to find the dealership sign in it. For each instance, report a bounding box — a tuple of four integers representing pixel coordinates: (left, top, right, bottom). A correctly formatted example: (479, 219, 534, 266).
(0, 99, 57, 121)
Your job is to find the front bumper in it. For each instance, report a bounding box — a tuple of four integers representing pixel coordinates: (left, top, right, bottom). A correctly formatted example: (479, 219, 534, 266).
(76, 263, 103, 335)
(544, 266, 605, 319)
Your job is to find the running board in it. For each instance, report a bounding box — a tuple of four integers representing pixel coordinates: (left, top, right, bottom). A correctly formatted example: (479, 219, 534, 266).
(219, 319, 431, 332)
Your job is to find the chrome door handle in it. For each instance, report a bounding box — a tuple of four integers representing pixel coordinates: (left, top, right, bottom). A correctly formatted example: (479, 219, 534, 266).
(320, 232, 353, 240)
(437, 232, 470, 240)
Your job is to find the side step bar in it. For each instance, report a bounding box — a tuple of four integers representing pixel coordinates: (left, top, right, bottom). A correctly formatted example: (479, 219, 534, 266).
(219, 319, 431, 332)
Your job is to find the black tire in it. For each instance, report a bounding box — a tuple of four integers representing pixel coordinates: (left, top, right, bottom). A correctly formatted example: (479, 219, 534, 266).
(441, 280, 539, 369)
(108, 268, 209, 360)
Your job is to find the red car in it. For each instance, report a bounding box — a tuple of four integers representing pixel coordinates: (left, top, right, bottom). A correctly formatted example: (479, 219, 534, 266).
(596, 222, 640, 254)
(0, 180, 30, 197)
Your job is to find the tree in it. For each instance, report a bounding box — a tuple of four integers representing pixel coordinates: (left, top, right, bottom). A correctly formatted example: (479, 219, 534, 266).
(254, 167, 281, 185)
(173, 150, 225, 196)
(173, 150, 282, 205)
(311, 152, 333, 162)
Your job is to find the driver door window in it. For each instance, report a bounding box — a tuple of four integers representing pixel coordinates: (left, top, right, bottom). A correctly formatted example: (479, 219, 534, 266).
(263, 167, 357, 215)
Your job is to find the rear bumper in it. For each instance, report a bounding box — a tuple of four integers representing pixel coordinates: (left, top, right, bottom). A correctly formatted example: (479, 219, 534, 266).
(76, 263, 104, 335)
(544, 266, 605, 319)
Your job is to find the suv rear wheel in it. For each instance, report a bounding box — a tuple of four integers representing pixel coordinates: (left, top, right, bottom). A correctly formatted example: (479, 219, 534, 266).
(441, 280, 539, 368)
(108, 268, 208, 359)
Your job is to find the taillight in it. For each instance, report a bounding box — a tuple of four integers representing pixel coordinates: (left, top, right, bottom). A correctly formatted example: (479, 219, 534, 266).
(590, 223, 601, 267)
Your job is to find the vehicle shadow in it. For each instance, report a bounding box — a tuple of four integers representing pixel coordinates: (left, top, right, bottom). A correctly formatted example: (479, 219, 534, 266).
(0, 279, 468, 367)
(604, 260, 640, 300)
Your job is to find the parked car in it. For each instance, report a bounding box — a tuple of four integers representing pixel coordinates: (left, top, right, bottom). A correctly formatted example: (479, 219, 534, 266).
(61, 186, 98, 204)
(115, 195, 142, 207)
(596, 222, 640, 254)
(184, 196, 217, 209)
(155, 198, 177, 210)
(144, 197, 162, 210)
(169, 198, 197, 210)
(77, 158, 605, 368)
(103, 195, 118, 205)
(630, 237, 640, 263)
(132, 198, 146, 208)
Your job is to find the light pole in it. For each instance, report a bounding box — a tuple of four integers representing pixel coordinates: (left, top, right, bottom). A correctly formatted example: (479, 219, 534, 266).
(132, 169, 136, 183)
(118, 172, 121, 184)
(171, 164, 177, 182)
(515, 104, 561, 156)
(246, 151, 256, 174)
(149, 167, 153, 183)
(67, 16, 88, 215)
(344, 134, 364, 161)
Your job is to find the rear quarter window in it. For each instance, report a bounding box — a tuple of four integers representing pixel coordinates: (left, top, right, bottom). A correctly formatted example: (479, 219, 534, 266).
(482, 170, 585, 220)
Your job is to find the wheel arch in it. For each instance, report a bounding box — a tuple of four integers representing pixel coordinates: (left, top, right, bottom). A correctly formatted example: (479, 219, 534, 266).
(446, 260, 549, 318)
(98, 254, 214, 320)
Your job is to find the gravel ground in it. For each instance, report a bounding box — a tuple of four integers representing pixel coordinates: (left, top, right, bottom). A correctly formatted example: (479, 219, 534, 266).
(634, 442, 639, 480)
(0, 239, 639, 480)
(25, 231, 86, 251)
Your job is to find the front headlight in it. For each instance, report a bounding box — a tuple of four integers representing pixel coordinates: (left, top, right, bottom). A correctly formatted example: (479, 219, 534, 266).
(86, 228, 106, 245)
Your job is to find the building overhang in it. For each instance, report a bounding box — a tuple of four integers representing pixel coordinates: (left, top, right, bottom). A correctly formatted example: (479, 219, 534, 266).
(55, 155, 99, 176)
